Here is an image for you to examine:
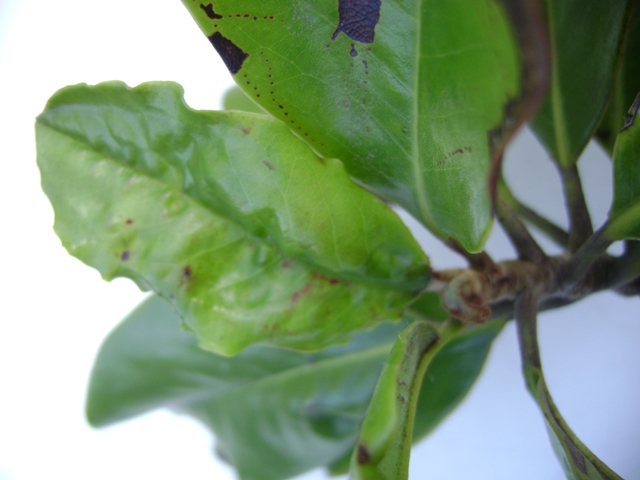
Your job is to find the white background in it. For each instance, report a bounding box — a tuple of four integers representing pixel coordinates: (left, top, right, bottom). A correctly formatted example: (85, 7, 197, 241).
(0, 0, 639, 479)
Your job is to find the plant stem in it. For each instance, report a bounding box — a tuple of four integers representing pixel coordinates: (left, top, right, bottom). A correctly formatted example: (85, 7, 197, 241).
(559, 164, 593, 252)
(558, 225, 613, 291)
(496, 197, 547, 263)
(499, 180, 569, 248)
(514, 289, 542, 393)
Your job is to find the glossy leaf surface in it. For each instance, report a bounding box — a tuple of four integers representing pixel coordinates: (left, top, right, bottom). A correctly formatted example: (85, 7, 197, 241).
(87, 296, 503, 480)
(349, 321, 441, 480)
(182, 0, 547, 252)
(531, 0, 632, 166)
(597, 9, 640, 155)
(36, 81, 429, 354)
(607, 94, 640, 240)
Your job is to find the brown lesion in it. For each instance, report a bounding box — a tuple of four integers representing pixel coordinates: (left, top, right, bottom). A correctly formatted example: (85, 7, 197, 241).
(200, 3, 222, 19)
(181, 266, 193, 285)
(436, 146, 473, 167)
(207, 32, 249, 74)
(332, 0, 381, 44)
(357, 443, 371, 464)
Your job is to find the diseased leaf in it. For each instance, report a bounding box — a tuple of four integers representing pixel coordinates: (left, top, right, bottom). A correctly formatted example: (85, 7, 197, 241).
(182, 0, 547, 252)
(349, 321, 442, 480)
(531, 0, 633, 166)
(222, 85, 264, 113)
(597, 9, 640, 155)
(517, 293, 622, 480)
(88, 296, 503, 480)
(327, 319, 505, 477)
(412, 318, 505, 440)
(524, 372, 623, 480)
(36, 81, 429, 354)
(607, 93, 640, 240)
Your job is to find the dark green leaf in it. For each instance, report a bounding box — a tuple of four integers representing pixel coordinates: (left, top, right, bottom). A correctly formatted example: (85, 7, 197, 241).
(349, 321, 442, 480)
(597, 8, 640, 155)
(88, 296, 504, 480)
(222, 85, 264, 113)
(182, 0, 547, 252)
(531, 0, 633, 167)
(36, 81, 429, 354)
(607, 93, 640, 240)
(87, 295, 404, 480)
(516, 292, 622, 480)
(412, 319, 505, 440)
(525, 372, 622, 480)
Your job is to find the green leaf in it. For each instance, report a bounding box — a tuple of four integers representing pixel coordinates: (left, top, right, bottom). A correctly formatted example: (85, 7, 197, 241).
(88, 296, 503, 480)
(530, 0, 633, 167)
(87, 295, 405, 480)
(597, 8, 640, 156)
(525, 372, 622, 480)
(182, 0, 547, 252)
(327, 318, 505, 477)
(607, 94, 640, 240)
(412, 319, 505, 440)
(516, 292, 622, 480)
(349, 321, 453, 480)
(222, 85, 264, 113)
(36, 81, 429, 354)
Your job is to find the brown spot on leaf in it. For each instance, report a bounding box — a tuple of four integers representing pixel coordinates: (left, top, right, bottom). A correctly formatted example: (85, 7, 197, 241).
(357, 444, 371, 464)
(263, 161, 274, 170)
(182, 266, 192, 281)
(207, 31, 249, 74)
(125, 219, 133, 225)
(241, 127, 250, 134)
(291, 282, 313, 306)
(200, 3, 222, 19)
(332, 0, 381, 44)
(281, 259, 292, 268)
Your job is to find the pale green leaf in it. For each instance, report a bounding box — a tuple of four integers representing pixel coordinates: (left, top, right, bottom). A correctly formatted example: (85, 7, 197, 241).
(222, 85, 264, 113)
(36, 81, 429, 354)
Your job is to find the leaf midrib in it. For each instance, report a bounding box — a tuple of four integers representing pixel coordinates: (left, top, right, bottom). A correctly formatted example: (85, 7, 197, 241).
(411, 0, 433, 228)
(38, 118, 366, 285)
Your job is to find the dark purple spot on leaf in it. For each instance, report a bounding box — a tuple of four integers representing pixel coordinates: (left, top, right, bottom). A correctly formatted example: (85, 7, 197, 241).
(350, 44, 358, 57)
(207, 31, 249, 74)
(121, 251, 130, 261)
(200, 3, 222, 19)
(183, 266, 192, 278)
(332, 0, 381, 44)
(357, 444, 371, 464)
